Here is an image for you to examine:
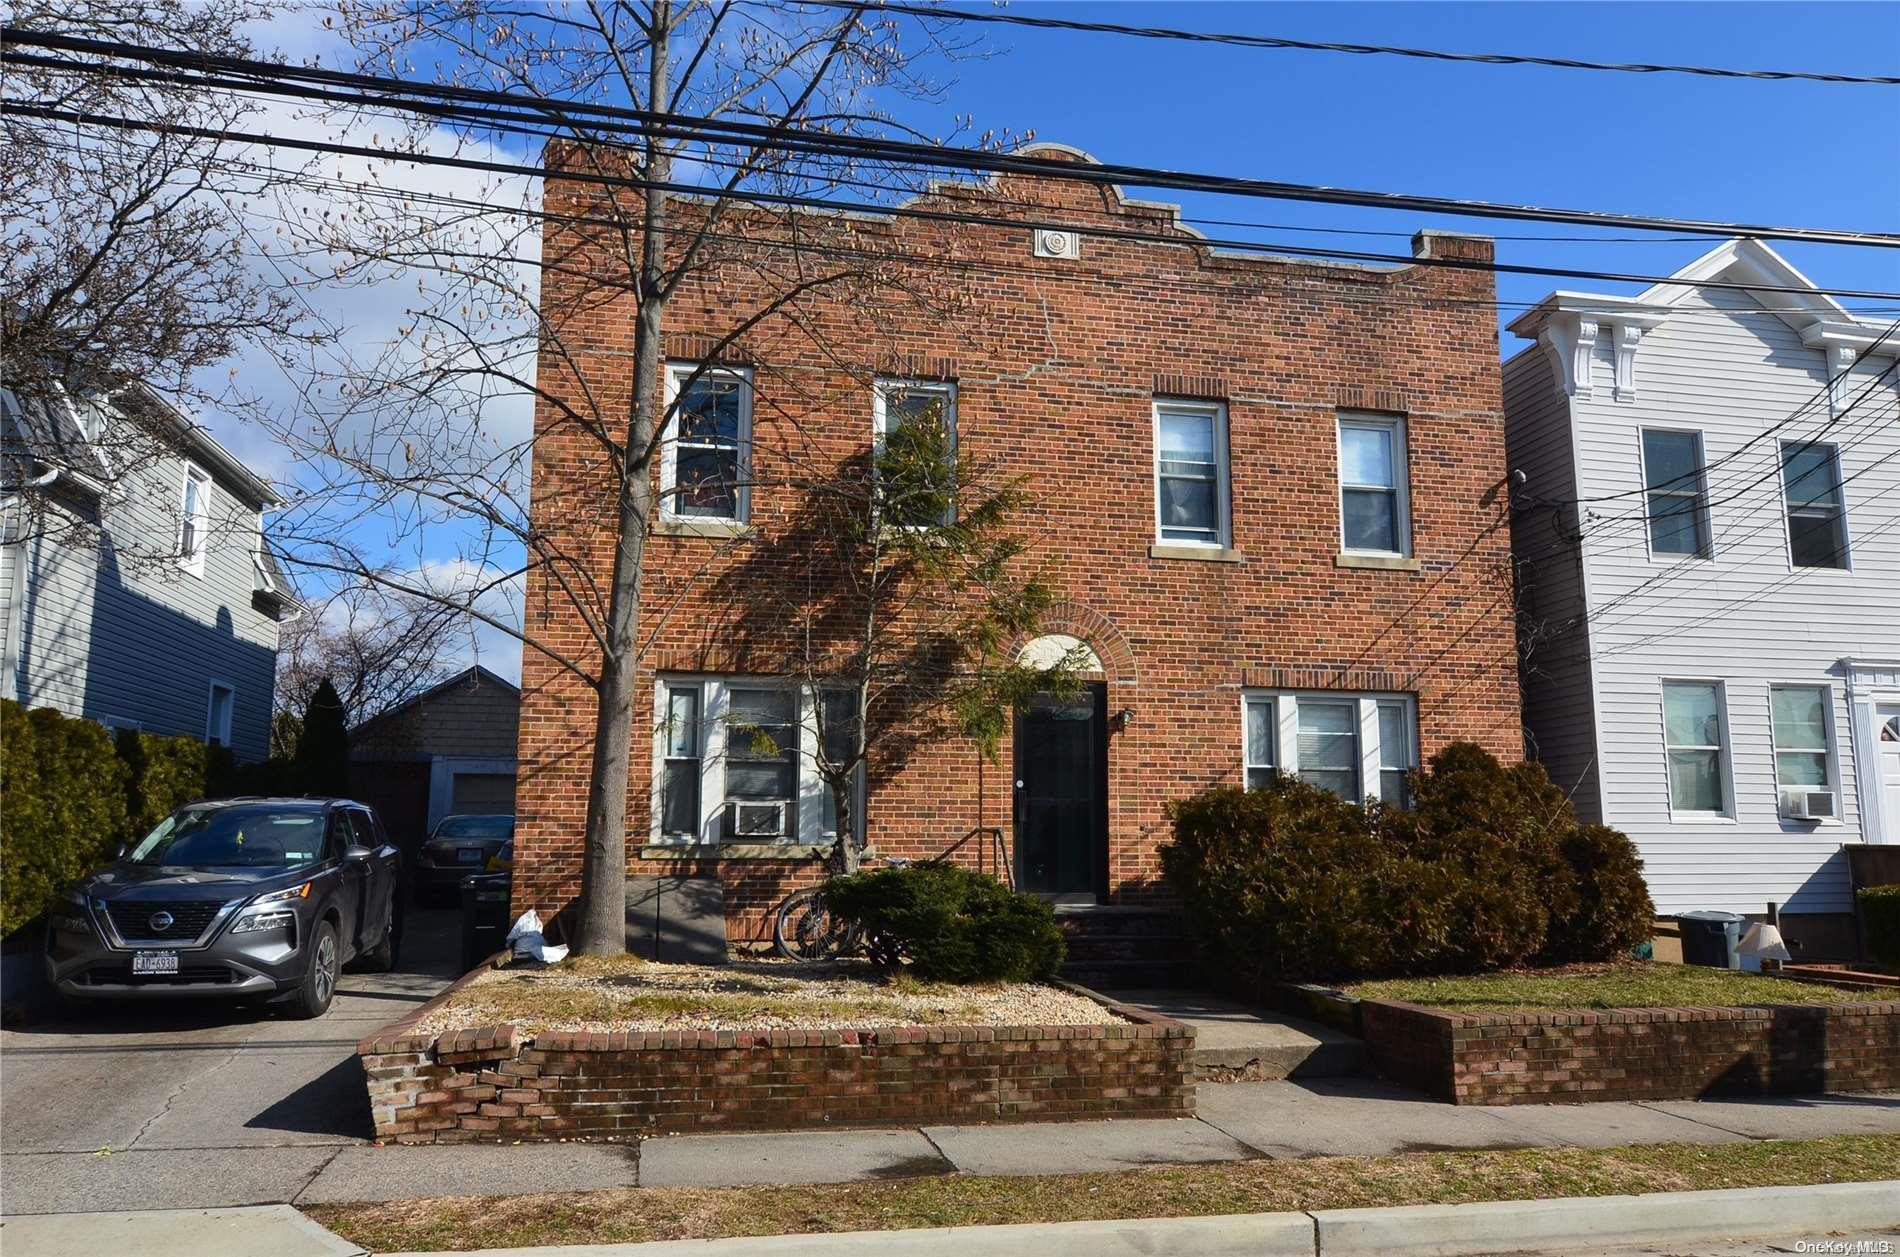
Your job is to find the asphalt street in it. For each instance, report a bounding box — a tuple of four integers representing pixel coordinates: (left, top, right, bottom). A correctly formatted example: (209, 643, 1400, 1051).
(0, 907, 463, 1216)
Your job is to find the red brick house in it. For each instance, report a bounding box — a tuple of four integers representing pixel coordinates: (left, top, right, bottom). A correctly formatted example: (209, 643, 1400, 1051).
(513, 144, 1524, 945)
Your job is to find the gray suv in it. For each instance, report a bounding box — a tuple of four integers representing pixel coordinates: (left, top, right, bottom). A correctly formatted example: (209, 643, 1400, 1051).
(44, 798, 402, 1019)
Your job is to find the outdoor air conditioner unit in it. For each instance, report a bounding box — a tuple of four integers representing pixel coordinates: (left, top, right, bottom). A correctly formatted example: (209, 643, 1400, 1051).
(1780, 789, 1838, 822)
(732, 801, 786, 838)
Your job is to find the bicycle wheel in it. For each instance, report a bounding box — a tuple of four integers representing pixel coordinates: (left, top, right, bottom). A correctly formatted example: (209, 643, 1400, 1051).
(772, 886, 861, 960)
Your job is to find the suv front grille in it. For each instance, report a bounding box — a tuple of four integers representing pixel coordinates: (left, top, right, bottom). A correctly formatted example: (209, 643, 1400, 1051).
(104, 899, 229, 942)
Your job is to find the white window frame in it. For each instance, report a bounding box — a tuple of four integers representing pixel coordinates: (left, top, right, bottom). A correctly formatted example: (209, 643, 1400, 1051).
(658, 681, 705, 840)
(649, 675, 840, 847)
(1659, 678, 1735, 822)
(1242, 693, 1277, 790)
(178, 463, 212, 577)
(1376, 698, 1417, 807)
(1336, 413, 1411, 558)
(1637, 427, 1713, 562)
(1778, 439, 1852, 572)
(1239, 690, 1415, 804)
(661, 361, 753, 526)
(1766, 682, 1840, 818)
(1152, 398, 1231, 549)
(872, 378, 958, 527)
(205, 680, 235, 748)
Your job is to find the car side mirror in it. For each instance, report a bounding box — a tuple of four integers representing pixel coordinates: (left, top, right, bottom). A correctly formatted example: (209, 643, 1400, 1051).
(114, 844, 128, 860)
(344, 844, 374, 861)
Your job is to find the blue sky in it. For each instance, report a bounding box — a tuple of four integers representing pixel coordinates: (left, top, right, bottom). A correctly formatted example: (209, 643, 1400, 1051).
(871, 1, 1900, 328)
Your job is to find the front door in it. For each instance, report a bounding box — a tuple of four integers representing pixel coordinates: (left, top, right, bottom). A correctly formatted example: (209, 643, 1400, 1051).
(1879, 705, 1900, 841)
(1014, 685, 1107, 901)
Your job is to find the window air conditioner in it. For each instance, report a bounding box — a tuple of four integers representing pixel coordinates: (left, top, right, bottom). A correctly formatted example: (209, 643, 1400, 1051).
(1781, 789, 1837, 821)
(733, 801, 786, 837)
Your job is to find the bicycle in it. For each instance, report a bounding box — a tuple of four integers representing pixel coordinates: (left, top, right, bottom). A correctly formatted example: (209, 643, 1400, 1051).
(769, 826, 1008, 960)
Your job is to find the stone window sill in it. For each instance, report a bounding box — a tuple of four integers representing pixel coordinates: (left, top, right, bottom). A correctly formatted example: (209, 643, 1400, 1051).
(637, 842, 828, 861)
(656, 518, 754, 540)
(1149, 544, 1244, 564)
(1335, 552, 1422, 572)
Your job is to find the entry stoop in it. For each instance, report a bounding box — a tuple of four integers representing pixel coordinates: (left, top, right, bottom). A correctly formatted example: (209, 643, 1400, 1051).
(1054, 905, 1197, 989)
(1103, 988, 1369, 1082)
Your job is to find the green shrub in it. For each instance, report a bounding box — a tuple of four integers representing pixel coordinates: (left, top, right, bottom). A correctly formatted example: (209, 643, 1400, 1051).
(822, 863, 1066, 983)
(117, 726, 211, 838)
(1861, 884, 1900, 972)
(1, 701, 129, 936)
(1160, 743, 1654, 986)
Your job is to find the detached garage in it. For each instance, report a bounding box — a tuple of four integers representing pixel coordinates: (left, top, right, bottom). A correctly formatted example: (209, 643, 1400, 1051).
(348, 666, 520, 854)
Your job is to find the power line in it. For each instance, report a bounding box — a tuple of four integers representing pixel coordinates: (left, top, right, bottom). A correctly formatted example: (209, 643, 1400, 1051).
(795, 0, 1900, 87)
(7, 26, 1900, 249)
(14, 100, 1900, 307)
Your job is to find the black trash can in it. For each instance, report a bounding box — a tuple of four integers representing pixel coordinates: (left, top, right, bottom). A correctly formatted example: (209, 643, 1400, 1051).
(460, 872, 512, 973)
(1677, 910, 1744, 969)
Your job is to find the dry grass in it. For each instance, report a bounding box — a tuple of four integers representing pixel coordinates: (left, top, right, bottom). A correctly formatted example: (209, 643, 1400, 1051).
(307, 1134, 1900, 1252)
(413, 955, 1118, 1037)
(1350, 962, 1896, 1014)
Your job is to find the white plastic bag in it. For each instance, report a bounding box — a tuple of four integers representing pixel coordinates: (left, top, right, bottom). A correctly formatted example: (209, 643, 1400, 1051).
(505, 909, 569, 964)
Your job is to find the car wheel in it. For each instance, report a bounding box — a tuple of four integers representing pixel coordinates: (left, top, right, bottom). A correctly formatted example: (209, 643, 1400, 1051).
(286, 919, 340, 1019)
(357, 894, 399, 973)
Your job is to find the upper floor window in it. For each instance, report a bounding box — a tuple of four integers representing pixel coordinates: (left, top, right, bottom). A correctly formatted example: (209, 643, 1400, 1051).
(1661, 680, 1729, 816)
(662, 362, 752, 524)
(873, 379, 957, 527)
(1640, 429, 1711, 559)
(1338, 414, 1410, 556)
(1780, 440, 1848, 569)
(179, 464, 211, 576)
(1153, 399, 1230, 547)
(205, 681, 235, 748)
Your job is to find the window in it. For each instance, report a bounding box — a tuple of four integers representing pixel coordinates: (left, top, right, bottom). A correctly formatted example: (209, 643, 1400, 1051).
(1153, 399, 1230, 546)
(1243, 695, 1276, 789)
(179, 465, 211, 574)
(663, 363, 752, 523)
(205, 682, 235, 748)
(660, 684, 703, 839)
(1297, 700, 1360, 798)
(817, 689, 865, 840)
(1377, 700, 1413, 806)
(874, 380, 957, 527)
(1338, 415, 1409, 556)
(1661, 682, 1728, 814)
(1640, 430, 1712, 559)
(723, 687, 799, 840)
(1241, 691, 1415, 804)
(1781, 441, 1848, 569)
(1769, 686, 1833, 792)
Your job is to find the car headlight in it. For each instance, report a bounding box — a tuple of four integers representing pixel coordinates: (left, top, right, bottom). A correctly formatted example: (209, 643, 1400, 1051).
(230, 910, 297, 935)
(249, 882, 313, 906)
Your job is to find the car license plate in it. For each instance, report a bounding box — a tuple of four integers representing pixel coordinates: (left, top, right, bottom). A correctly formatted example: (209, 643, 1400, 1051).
(132, 951, 179, 976)
(456, 848, 483, 864)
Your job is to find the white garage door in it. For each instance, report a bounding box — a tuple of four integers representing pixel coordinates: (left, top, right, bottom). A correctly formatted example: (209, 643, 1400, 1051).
(451, 772, 516, 815)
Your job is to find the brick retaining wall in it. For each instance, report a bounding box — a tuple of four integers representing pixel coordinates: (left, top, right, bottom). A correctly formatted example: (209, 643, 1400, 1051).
(1358, 995, 1900, 1105)
(357, 991, 1193, 1143)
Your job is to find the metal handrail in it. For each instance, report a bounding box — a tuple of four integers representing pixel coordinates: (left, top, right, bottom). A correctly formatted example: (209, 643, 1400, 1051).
(930, 824, 1012, 889)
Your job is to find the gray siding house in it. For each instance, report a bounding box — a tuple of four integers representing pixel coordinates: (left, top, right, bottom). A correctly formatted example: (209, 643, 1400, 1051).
(0, 380, 290, 760)
(348, 665, 521, 848)
(1504, 239, 1900, 954)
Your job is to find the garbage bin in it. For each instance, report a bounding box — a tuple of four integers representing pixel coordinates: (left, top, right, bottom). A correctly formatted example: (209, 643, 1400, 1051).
(460, 872, 512, 973)
(1677, 910, 1745, 969)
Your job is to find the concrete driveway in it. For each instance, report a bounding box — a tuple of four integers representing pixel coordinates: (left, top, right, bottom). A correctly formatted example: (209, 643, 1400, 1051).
(0, 908, 462, 1215)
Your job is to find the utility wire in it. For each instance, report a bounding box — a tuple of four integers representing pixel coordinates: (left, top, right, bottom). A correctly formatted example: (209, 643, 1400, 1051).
(6, 27, 1900, 248)
(793, 0, 1900, 87)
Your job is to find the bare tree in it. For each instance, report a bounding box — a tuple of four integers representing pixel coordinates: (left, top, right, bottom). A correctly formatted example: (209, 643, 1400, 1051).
(264, 1, 999, 953)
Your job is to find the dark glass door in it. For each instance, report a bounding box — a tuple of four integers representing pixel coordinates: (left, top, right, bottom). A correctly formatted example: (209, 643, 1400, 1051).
(1014, 684, 1107, 901)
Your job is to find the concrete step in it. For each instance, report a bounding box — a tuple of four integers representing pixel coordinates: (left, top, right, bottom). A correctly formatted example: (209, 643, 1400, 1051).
(1061, 960, 1200, 989)
(1099, 987, 1370, 1083)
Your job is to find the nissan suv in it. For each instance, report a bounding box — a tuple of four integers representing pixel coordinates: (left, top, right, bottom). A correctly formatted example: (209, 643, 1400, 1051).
(44, 798, 402, 1019)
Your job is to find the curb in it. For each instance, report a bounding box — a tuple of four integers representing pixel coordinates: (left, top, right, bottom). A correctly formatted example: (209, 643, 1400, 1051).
(379, 1180, 1900, 1257)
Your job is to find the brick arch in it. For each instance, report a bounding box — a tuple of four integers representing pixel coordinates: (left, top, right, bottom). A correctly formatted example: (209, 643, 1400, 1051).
(1020, 601, 1138, 684)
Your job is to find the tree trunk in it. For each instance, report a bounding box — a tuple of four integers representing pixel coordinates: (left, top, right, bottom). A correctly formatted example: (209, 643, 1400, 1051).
(572, 4, 672, 955)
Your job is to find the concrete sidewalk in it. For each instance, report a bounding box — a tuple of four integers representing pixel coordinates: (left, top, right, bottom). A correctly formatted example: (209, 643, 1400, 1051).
(291, 1082, 1900, 1204)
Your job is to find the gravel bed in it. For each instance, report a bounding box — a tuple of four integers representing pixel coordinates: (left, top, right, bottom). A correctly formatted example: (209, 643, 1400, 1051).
(413, 956, 1124, 1037)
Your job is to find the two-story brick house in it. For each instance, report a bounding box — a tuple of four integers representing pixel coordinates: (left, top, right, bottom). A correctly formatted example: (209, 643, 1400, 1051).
(513, 145, 1525, 943)
(1504, 238, 1900, 957)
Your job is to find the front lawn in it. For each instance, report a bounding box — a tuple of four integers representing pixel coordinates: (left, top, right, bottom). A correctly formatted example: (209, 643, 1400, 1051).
(412, 955, 1118, 1037)
(308, 1134, 1900, 1252)
(1349, 962, 1894, 1014)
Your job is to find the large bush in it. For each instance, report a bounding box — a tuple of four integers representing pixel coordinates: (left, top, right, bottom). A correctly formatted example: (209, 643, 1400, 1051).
(1161, 742, 1653, 985)
(2, 701, 130, 935)
(823, 863, 1066, 983)
(1861, 885, 1900, 973)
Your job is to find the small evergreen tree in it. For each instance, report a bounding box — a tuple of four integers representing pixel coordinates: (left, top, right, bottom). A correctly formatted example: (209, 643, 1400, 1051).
(294, 678, 350, 797)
